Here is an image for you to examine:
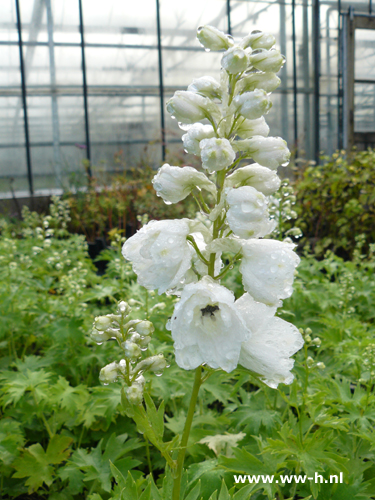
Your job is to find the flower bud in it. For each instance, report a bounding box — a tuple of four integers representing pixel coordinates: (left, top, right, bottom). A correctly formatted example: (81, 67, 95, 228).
(99, 362, 119, 384)
(221, 47, 248, 74)
(166, 91, 220, 124)
(236, 72, 281, 94)
(152, 164, 216, 203)
(306, 356, 314, 368)
(250, 49, 285, 73)
(234, 136, 290, 169)
(135, 354, 168, 374)
(316, 362, 326, 370)
(200, 137, 236, 172)
(134, 320, 154, 336)
(305, 328, 312, 335)
(188, 76, 222, 99)
(313, 337, 321, 346)
(235, 117, 269, 139)
(225, 164, 281, 195)
(90, 327, 115, 343)
(182, 123, 215, 155)
(197, 25, 234, 51)
(118, 301, 130, 316)
(94, 315, 112, 332)
(125, 379, 144, 405)
(241, 30, 276, 50)
(123, 341, 142, 359)
(233, 89, 272, 120)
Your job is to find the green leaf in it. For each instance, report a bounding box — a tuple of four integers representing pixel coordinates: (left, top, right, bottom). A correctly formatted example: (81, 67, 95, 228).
(218, 479, 230, 500)
(185, 480, 201, 500)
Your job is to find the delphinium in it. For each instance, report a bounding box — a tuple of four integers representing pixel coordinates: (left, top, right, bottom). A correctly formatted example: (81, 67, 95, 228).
(94, 25, 304, 500)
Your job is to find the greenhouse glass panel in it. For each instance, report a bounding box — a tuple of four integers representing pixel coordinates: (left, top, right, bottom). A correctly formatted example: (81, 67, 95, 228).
(0, 0, 18, 42)
(355, 28, 375, 81)
(51, 0, 81, 44)
(354, 83, 375, 132)
(0, 147, 28, 193)
(0, 97, 25, 146)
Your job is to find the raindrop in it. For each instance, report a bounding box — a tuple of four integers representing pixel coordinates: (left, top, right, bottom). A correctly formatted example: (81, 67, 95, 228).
(96, 342, 103, 346)
(251, 30, 262, 34)
(103, 383, 109, 386)
(205, 48, 211, 53)
(155, 372, 163, 377)
(140, 347, 148, 351)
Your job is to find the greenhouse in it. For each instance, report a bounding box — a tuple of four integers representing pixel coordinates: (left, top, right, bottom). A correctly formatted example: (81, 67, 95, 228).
(2, 1, 375, 500)
(1, 0, 375, 195)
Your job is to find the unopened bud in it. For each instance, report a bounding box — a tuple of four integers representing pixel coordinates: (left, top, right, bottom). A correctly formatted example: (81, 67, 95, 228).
(91, 327, 113, 343)
(200, 137, 236, 172)
(135, 354, 168, 374)
(197, 25, 234, 51)
(312, 337, 321, 346)
(188, 76, 222, 99)
(118, 301, 130, 316)
(316, 362, 325, 370)
(233, 89, 272, 120)
(166, 91, 220, 124)
(305, 328, 312, 335)
(233, 135, 290, 169)
(94, 316, 112, 332)
(123, 341, 142, 359)
(241, 30, 276, 50)
(139, 335, 152, 348)
(306, 356, 314, 368)
(126, 384, 144, 405)
(99, 362, 119, 384)
(236, 72, 280, 94)
(221, 47, 248, 74)
(134, 320, 154, 336)
(305, 334, 312, 343)
(250, 49, 285, 73)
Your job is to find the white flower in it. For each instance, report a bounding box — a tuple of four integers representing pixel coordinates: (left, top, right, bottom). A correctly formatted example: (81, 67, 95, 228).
(200, 137, 236, 172)
(122, 219, 195, 294)
(236, 72, 281, 94)
(235, 117, 269, 139)
(182, 123, 215, 155)
(236, 293, 304, 388)
(197, 25, 234, 51)
(234, 136, 290, 169)
(188, 76, 222, 99)
(225, 164, 281, 195)
(233, 89, 272, 120)
(168, 277, 251, 372)
(221, 47, 248, 74)
(166, 91, 220, 124)
(99, 362, 119, 384)
(152, 164, 216, 203)
(250, 49, 285, 73)
(241, 31, 276, 50)
(239, 239, 300, 306)
(226, 186, 276, 239)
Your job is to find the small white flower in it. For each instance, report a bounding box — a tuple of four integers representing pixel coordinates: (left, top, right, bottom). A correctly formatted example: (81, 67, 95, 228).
(197, 25, 234, 51)
(166, 91, 220, 124)
(239, 239, 300, 306)
(122, 219, 195, 294)
(226, 186, 276, 239)
(200, 137, 236, 172)
(241, 31, 276, 50)
(99, 362, 119, 384)
(182, 123, 215, 156)
(250, 49, 286, 73)
(234, 136, 290, 169)
(221, 47, 248, 74)
(225, 164, 281, 195)
(188, 76, 222, 99)
(236, 293, 304, 388)
(233, 89, 272, 120)
(168, 277, 251, 372)
(152, 164, 216, 203)
(236, 72, 281, 94)
(235, 116, 269, 139)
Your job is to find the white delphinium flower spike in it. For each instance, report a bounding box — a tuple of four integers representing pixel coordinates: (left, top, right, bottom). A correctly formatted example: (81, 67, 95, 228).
(168, 277, 251, 373)
(182, 123, 215, 155)
(225, 164, 281, 196)
(236, 294, 304, 388)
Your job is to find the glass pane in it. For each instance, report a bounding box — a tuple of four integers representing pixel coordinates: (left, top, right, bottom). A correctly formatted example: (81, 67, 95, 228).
(82, 0, 157, 46)
(52, 0, 80, 44)
(0, 147, 28, 194)
(0, 97, 25, 146)
(58, 96, 85, 144)
(0, 46, 21, 87)
(0, 0, 19, 42)
(355, 29, 375, 81)
(85, 47, 158, 87)
(354, 82, 375, 132)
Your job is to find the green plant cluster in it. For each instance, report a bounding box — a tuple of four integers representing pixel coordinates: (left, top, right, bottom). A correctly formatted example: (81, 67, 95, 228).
(1, 201, 375, 499)
(292, 149, 375, 258)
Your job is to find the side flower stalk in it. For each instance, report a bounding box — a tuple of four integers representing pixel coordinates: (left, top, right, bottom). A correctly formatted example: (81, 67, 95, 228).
(96, 24, 304, 500)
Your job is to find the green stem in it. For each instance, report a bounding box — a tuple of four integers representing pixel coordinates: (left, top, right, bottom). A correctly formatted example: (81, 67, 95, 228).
(145, 437, 153, 477)
(198, 191, 211, 213)
(172, 366, 202, 500)
(186, 236, 210, 266)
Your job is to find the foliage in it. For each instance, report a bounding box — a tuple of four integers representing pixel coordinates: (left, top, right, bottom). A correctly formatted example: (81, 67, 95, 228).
(1, 199, 375, 499)
(292, 149, 375, 258)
